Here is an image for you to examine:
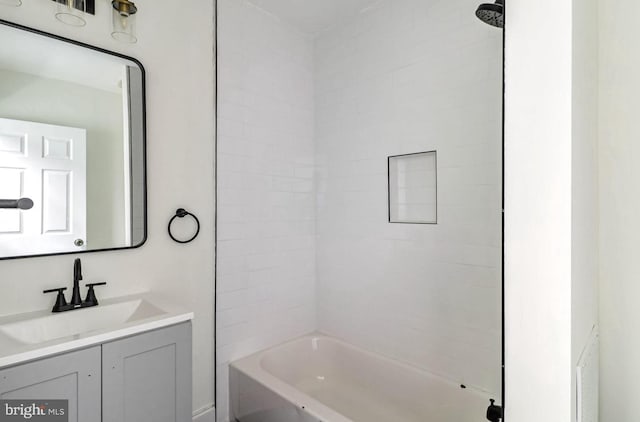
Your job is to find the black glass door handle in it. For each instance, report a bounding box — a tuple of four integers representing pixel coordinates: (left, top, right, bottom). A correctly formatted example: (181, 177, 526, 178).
(0, 198, 34, 210)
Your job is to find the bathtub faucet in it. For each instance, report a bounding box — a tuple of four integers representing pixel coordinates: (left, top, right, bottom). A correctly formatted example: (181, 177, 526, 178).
(486, 399, 503, 422)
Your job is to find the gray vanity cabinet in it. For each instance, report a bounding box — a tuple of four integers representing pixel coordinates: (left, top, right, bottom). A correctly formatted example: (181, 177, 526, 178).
(102, 322, 192, 422)
(0, 347, 102, 422)
(0, 322, 191, 422)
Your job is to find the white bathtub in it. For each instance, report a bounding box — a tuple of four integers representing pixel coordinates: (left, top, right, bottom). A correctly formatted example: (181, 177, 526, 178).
(229, 334, 497, 422)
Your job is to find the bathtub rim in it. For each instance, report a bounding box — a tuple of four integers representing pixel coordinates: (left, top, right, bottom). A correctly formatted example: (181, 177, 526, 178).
(231, 333, 350, 422)
(230, 332, 497, 422)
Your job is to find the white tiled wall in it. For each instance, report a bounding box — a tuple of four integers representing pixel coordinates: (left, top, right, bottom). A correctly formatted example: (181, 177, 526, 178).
(217, 0, 503, 418)
(314, 0, 503, 395)
(216, 1, 316, 420)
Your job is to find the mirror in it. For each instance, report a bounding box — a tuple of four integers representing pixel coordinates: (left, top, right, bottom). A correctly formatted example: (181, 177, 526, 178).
(0, 20, 146, 259)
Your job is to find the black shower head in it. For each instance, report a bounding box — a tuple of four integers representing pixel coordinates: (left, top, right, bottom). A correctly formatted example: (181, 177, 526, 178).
(476, 0, 504, 28)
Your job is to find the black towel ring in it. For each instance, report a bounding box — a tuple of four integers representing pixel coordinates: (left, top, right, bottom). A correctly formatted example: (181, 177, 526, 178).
(168, 208, 200, 244)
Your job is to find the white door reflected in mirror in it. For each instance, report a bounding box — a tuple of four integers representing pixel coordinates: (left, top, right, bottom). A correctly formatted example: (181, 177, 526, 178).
(0, 118, 87, 256)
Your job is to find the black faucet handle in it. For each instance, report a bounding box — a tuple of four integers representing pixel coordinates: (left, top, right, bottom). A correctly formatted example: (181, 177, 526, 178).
(43, 287, 67, 294)
(43, 288, 69, 313)
(84, 282, 106, 306)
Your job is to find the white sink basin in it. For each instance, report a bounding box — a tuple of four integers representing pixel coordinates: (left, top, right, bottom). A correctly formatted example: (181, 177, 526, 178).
(0, 299, 165, 345)
(0, 293, 193, 368)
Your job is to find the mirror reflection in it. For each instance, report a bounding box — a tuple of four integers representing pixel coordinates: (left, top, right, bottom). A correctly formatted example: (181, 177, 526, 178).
(0, 22, 146, 259)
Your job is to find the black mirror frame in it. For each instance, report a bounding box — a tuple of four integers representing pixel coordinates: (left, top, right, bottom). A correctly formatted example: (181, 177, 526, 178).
(0, 18, 148, 261)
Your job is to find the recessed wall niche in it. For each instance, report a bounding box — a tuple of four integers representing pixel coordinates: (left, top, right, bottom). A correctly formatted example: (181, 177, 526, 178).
(388, 151, 437, 224)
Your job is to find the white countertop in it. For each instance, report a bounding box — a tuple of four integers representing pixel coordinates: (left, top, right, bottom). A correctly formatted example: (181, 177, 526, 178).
(0, 292, 193, 368)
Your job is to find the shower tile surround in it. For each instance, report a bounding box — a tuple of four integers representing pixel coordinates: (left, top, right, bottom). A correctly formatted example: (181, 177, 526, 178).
(216, 1, 316, 419)
(216, 0, 503, 420)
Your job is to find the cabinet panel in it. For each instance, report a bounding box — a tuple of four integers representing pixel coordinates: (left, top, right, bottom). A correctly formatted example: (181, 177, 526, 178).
(0, 347, 101, 422)
(102, 322, 191, 422)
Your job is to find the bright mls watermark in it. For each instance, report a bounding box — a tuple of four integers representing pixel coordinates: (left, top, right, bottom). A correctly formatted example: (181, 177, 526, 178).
(0, 400, 67, 421)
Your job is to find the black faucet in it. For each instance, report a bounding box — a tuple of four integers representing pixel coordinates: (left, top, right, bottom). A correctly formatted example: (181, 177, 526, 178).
(71, 258, 83, 307)
(43, 258, 107, 313)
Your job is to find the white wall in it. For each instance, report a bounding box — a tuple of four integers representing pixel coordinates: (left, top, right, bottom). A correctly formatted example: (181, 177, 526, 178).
(0, 0, 215, 417)
(315, 0, 503, 395)
(504, 0, 574, 420)
(506, 0, 601, 420)
(215, 1, 316, 420)
(0, 68, 127, 250)
(572, 0, 600, 420)
(598, 0, 640, 419)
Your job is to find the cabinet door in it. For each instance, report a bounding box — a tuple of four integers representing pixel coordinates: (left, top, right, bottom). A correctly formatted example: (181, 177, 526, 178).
(102, 322, 192, 422)
(0, 347, 101, 422)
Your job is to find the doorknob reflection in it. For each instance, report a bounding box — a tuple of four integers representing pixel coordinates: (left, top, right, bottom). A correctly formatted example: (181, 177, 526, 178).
(0, 198, 34, 210)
